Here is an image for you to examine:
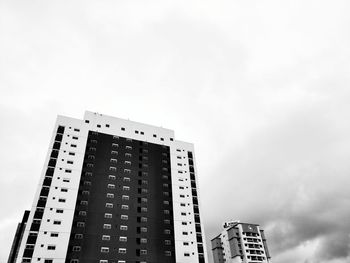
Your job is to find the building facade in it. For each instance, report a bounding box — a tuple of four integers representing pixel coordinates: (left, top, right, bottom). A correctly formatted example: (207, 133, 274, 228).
(10, 111, 207, 263)
(211, 221, 271, 263)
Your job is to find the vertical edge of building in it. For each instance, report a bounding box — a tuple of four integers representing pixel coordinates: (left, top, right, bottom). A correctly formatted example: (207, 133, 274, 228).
(8, 211, 30, 263)
(15, 115, 88, 263)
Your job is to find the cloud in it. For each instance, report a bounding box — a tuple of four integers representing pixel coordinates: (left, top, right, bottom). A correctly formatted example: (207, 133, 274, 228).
(1, 1, 350, 263)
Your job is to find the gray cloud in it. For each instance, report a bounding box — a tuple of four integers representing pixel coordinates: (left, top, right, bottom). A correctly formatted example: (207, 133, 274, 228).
(1, 1, 350, 263)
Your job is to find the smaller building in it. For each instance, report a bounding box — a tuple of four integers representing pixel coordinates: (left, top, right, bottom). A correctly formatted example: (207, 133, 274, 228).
(211, 220, 271, 263)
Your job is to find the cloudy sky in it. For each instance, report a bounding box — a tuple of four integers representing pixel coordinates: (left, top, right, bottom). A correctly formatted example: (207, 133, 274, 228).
(1, 0, 350, 262)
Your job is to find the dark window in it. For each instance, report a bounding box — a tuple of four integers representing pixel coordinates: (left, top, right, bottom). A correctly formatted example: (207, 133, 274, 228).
(85, 120, 89, 123)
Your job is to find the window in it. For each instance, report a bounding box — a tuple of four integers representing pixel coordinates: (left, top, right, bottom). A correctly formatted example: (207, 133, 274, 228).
(141, 198, 147, 203)
(102, 235, 110, 241)
(72, 136, 78, 140)
(119, 248, 127, 254)
(103, 224, 111, 229)
(182, 232, 188, 235)
(47, 245, 56, 250)
(123, 186, 130, 191)
(106, 193, 114, 198)
(141, 207, 147, 212)
(141, 188, 148, 193)
(165, 251, 172, 256)
(105, 203, 113, 208)
(104, 213, 112, 219)
(125, 153, 132, 158)
(85, 172, 92, 176)
(121, 215, 128, 220)
(121, 205, 129, 210)
(110, 158, 117, 163)
(70, 260, 79, 263)
(163, 200, 169, 205)
(119, 236, 127, 242)
(140, 227, 147, 233)
(44, 260, 53, 263)
(124, 161, 131, 165)
(84, 181, 91, 186)
(56, 209, 63, 213)
(75, 234, 83, 239)
(109, 167, 116, 172)
(58, 198, 66, 203)
(165, 240, 171, 245)
(121, 127, 125, 131)
(141, 217, 147, 223)
(140, 238, 147, 244)
(164, 229, 171, 234)
(77, 222, 85, 227)
(53, 220, 61, 225)
(164, 219, 171, 224)
(101, 247, 109, 253)
(182, 222, 187, 225)
(181, 212, 186, 216)
(124, 169, 131, 174)
(125, 146, 132, 150)
(74, 128, 80, 132)
(107, 184, 115, 189)
(71, 144, 77, 148)
(123, 177, 131, 182)
(164, 210, 170, 214)
(100, 260, 108, 263)
(183, 242, 189, 245)
(73, 246, 81, 251)
(67, 160, 73, 164)
(69, 152, 75, 156)
(81, 200, 88, 205)
(65, 169, 72, 173)
(122, 195, 129, 200)
(184, 253, 190, 257)
(61, 188, 68, 192)
(120, 225, 128, 231)
(111, 150, 118, 155)
(181, 203, 186, 207)
(50, 232, 59, 237)
(108, 175, 116, 180)
(140, 250, 147, 255)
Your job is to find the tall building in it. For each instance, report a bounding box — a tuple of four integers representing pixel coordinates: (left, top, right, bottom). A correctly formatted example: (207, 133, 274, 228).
(10, 111, 208, 263)
(211, 221, 271, 263)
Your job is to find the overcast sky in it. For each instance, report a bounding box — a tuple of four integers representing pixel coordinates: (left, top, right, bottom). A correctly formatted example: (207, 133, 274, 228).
(1, 0, 350, 262)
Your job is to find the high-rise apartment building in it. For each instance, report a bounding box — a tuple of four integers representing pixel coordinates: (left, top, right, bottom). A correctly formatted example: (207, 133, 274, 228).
(211, 221, 271, 263)
(9, 111, 207, 263)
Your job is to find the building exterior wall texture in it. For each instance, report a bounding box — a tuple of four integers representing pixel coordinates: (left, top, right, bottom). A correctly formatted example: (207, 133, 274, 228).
(12, 111, 208, 263)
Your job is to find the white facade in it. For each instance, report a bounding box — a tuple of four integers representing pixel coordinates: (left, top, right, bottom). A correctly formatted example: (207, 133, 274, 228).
(15, 111, 208, 263)
(211, 221, 271, 263)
